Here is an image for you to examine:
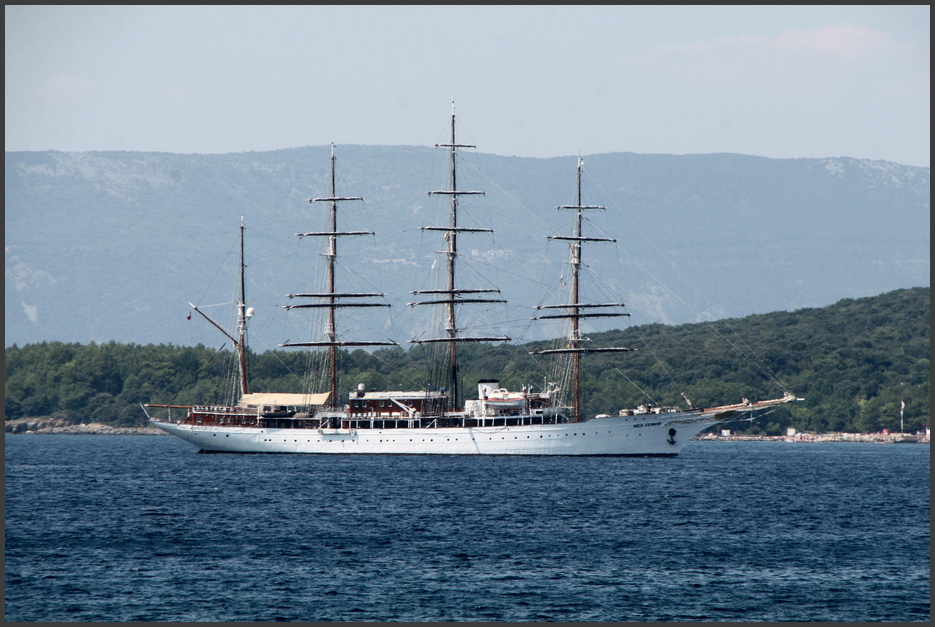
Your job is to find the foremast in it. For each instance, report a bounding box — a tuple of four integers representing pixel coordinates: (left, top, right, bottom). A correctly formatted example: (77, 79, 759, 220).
(409, 103, 510, 410)
(282, 145, 396, 422)
(531, 156, 634, 421)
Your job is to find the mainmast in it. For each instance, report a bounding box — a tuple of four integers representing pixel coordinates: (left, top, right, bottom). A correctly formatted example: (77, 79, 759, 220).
(282, 145, 396, 418)
(530, 156, 634, 421)
(409, 103, 510, 409)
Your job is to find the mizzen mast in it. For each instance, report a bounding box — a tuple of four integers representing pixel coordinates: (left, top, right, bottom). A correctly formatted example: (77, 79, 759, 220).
(236, 216, 249, 397)
(530, 155, 634, 421)
(282, 145, 396, 415)
(409, 103, 510, 409)
(189, 216, 253, 398)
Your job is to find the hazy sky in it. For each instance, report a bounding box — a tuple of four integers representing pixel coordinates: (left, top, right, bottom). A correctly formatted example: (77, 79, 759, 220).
(5, 5, 930, 166)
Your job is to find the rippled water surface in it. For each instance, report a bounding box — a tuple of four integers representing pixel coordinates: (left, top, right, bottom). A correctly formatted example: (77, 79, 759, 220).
(5, 435, 930, 621)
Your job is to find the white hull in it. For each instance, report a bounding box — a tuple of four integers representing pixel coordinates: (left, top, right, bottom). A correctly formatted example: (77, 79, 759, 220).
(151, 410, 728, 456)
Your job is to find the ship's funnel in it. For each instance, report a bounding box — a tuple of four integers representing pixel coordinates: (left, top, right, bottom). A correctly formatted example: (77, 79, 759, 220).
(477, 379, 499, 399)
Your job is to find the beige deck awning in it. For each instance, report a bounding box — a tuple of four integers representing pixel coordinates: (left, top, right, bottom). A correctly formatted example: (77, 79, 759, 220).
(238, 392, 330, 408)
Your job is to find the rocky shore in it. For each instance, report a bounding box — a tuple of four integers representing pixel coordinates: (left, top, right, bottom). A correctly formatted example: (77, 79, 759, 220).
(694, 431, 930, 444)
(5, 418, 167, 435)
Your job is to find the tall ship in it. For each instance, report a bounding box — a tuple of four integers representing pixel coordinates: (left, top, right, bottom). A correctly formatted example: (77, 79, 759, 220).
(146, 110, 799, 454)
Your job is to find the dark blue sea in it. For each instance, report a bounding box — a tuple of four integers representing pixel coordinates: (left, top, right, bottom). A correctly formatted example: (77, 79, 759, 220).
(5, 435, 930, 622)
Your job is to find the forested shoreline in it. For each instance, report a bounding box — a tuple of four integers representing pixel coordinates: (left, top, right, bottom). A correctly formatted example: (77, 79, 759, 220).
(5, 288, 929, 435)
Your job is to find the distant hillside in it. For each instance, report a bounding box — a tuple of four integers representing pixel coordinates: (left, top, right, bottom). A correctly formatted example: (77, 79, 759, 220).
(5, 146, 929, 348)
(5, 288, 929, 435)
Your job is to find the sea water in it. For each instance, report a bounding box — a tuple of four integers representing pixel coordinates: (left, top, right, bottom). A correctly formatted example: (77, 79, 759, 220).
(4, 435, 930, 621)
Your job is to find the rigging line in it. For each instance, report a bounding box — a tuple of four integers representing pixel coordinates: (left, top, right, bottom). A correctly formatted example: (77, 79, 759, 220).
(454, 115, 478, 150)
(332, 245, 390, 293)
(195, 238, 238, 308)
(580, 216, 619, 247)
(626, 322, 690, 399)
(238, 229, 296, 266)
(460, 160, 558, 235)
(243, 272, 288, 316)
(453, 248, 553, 297)
(739, 407, 778, 421)
(368, 352, 426, 393)
(242, 323, 275, 356)
(695, 319, 787, 391)
(216, 341, 238, 406)
(487, 319, 541, 378)
(693, 313, 788, 389)
(450, 253, 506, 290)
(623, 307, 747, 403)
(529, 352, 555, 381)
(627, 314, 765, 404)
(585, 171, 789, 392)
(408, 224, 431, 296)
(190, 301, 235, 309)
(707, 314, 791, 388)
(163, 343, 228, 406)
(613, 367, 659, 406)
(588, 221, 786, 390)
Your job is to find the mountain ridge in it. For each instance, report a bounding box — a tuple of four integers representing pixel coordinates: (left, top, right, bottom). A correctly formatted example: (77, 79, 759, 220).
(5, 147, 929, 348)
